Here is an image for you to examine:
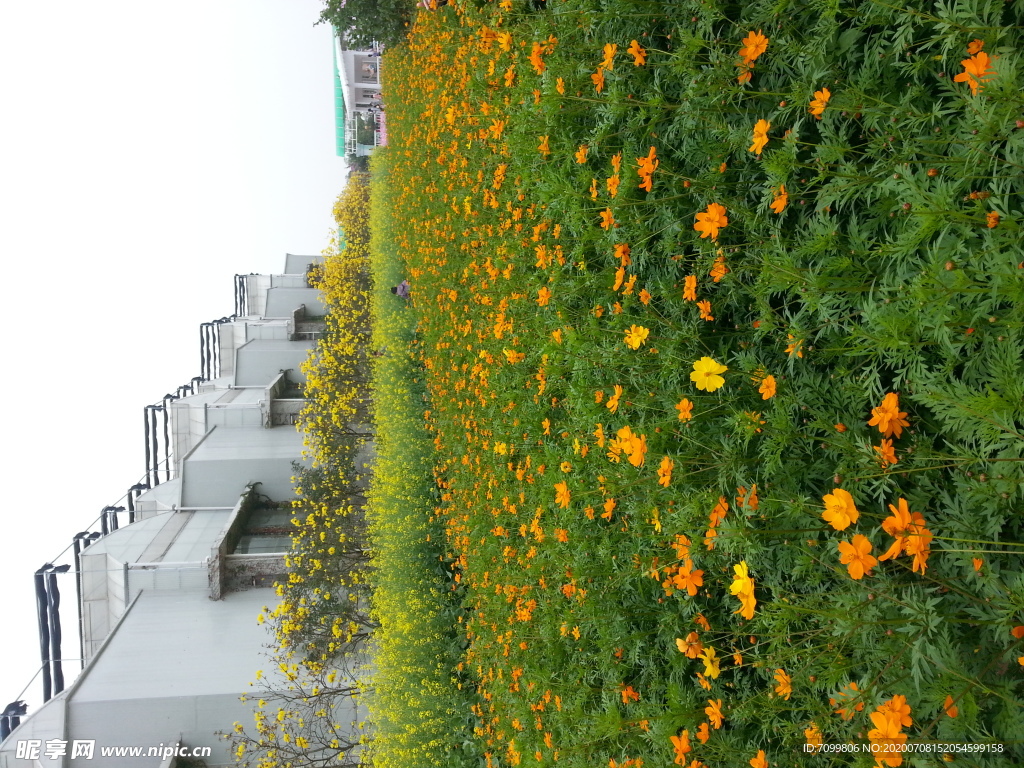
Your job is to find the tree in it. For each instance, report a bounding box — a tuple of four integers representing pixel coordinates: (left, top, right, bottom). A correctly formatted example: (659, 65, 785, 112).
(317, 0, 413, 50)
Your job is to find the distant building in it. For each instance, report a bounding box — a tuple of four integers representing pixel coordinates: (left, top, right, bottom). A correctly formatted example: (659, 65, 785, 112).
(332, 30, 384, 157)
(0, 255, 358, 767)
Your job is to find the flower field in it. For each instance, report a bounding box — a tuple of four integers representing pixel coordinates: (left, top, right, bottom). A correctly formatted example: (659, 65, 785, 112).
(305, 0, 1024, 766)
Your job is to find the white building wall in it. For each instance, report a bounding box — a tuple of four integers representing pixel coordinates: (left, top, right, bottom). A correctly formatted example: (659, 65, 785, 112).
(1, 256, 331, 765)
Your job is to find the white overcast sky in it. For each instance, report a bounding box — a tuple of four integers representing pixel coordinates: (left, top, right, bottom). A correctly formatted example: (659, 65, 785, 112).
(0, 0, 346, 711)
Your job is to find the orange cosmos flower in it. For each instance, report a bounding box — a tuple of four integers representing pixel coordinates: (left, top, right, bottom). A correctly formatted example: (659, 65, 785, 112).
(785, 334, 804, 358)
(831, 682, 865, 720)
(758, 375, 776, 399)
(639, 288, 652, 305)
(874, 438, 898, 468)
(739, 30, 769, 64)
(615, 425, 647, 467)
(808, 87, 831, 119)
(967, 39, 985, 55)
(905, 516, 933, 574)
(750, 751, 768, 768)
(676, 631, 703, 658)
(822, 488, 859, 530)
(538, 135, 550, 156)
(613, 266, 625, 291)
(774, 669, 792, 700)
(749, 119, 771, 154)
(868, 392, 909, 438)
(675, 398, 694, 421)
(657, 455, 674, 487)
(624, 325, 650, 350)
(673, 559, 704, 596)
(614, 242, 631, 265)
(695, 613, 711, 631)
(574, 144, 589, 164)
(556, 76, 565, 95)
(697, 300, 714, 321)
(620, 685, 640, 704)
(769, 184, 788, 213)
(537, 286, 552, 306)
(804, 723, 823, 752)
(736, 484, 759, 510)
(878, 694, 913, 730)
(696, 722, 710, 743)
(705, 699, 724, 729)
(602, 497, 617, 518)
(591, 68, 606, 93)
(636, 146, 658, 191)
(838, 534, 877, 579)
(944, 695, 958, 718)
(694, 202, 728, 240)
(600, 208, 617, 229)
(606, 384, 623, 413)
(554, 481, 570, 508)
(973, 557, 983, 572)
(987, 211, 1000, 228)
(878, 497, 915, 562)
(709, 496, 728, 527)
(529, 41, 546, 74)
(683, 275, 697, 301)
(867, 714, 907, 768)
(600, 42, 617, 70)
(670, 731, 691, 765)
(710, 254, 728, 282)
(627, 39, 647, 66)
(954, 51, 995, 95)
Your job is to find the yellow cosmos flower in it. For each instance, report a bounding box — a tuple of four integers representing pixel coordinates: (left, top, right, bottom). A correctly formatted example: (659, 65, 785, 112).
(699, 647, 721, 679)
(690, 356, 727, 392)
(624, 325, 650, 350)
